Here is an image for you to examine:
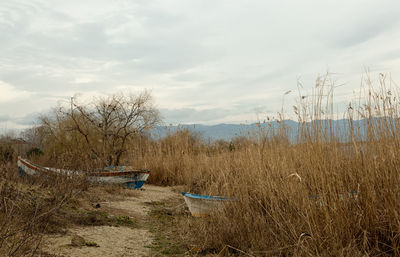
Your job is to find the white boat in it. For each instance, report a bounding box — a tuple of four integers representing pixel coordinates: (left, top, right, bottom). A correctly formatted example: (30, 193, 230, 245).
(17, 156, 150, 189)
(181, 192, 234, 217)
(89, 168, 150, 189)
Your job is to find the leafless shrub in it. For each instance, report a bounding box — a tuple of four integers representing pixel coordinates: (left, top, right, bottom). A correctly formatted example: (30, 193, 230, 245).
(39, 91, 161, 169)
(0, 162, 83, 256)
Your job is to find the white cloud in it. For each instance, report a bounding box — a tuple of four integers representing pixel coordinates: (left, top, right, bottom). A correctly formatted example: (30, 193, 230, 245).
(1, 0, 400, 127)
(73, 76, 97, 84)
(0, 80, 31, 103)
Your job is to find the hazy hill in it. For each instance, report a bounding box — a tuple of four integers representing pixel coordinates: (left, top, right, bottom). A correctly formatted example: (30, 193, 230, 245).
(150, 119, 368, 142)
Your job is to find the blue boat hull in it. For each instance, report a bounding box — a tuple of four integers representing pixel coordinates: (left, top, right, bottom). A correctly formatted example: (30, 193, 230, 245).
(18, 166, 26, 176)
(125, 180, 146, 189)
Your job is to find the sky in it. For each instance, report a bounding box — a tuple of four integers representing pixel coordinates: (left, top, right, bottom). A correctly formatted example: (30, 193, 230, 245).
(1, 0, 400, 130)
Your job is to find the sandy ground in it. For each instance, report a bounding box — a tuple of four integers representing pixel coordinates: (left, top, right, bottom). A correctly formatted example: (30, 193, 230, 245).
(41, 185, 180, 257)
(102, 184, 178, 217)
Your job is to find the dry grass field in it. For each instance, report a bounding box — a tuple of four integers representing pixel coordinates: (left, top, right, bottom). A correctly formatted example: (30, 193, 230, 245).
(0, 162, 85, 256)
(128, 77, 400, 256)
(1, 75, 400, 256)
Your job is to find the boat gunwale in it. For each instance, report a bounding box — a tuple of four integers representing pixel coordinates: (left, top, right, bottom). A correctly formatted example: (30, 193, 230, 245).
(91, 170, 150, 177)
(182, 192, 234, 201)
(18, 157, 150, 177)
(18, 156, 47, 174)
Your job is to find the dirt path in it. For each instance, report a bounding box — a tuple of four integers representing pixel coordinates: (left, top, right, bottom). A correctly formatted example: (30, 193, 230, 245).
(41, 185, 181, 257)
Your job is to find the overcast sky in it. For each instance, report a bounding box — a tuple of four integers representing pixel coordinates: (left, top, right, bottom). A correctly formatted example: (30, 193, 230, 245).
(1, 0, 400, 130)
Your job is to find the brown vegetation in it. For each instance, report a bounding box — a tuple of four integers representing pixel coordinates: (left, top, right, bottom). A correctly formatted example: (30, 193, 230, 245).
(39, 91, 160, 169)
(3, 74, 400, 256)
(0, 160, 85, 256)
(0, 91, 162, 256)
(129, 74, 400, 256)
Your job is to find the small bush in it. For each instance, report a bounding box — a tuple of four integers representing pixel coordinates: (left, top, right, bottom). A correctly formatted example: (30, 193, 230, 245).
(0, 144, 14, 163)
(26, 147, 43, 158)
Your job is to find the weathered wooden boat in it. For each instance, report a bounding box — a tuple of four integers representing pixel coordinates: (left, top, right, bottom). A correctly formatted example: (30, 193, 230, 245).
(17, 157, 150, 189)
(182, 192, 234, 217)
(90, 166, 150, 189)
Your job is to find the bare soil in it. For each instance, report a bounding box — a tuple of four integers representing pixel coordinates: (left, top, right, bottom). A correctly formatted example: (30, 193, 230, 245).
(40, 185, 180, 257)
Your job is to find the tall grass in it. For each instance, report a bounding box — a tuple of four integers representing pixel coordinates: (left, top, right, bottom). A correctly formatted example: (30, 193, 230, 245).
(0, 157, 86, 256)
(131, 74, 400, 256)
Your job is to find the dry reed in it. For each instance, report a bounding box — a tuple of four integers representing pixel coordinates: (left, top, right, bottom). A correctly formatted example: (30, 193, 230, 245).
(130, 73, 400, 256)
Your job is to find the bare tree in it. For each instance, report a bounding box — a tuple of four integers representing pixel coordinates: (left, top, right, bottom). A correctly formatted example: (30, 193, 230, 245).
(41, 91, 161, 167)
(20, 126, 47, 147)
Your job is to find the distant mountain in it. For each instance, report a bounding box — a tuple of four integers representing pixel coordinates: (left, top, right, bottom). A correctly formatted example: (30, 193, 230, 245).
(150, 119, 368, 142)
